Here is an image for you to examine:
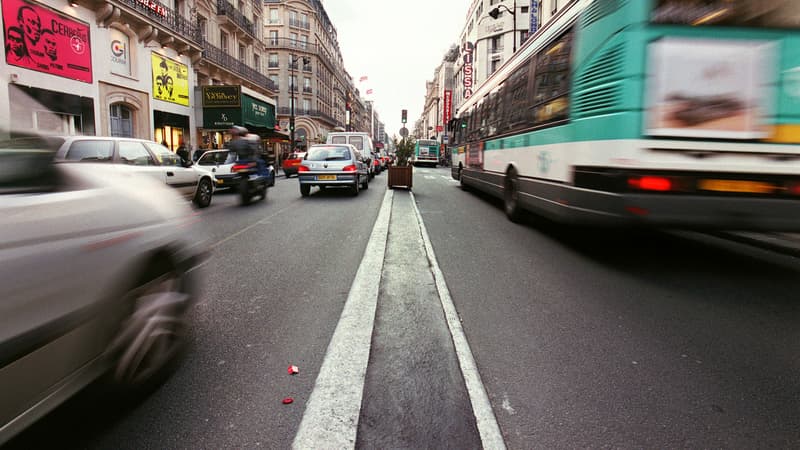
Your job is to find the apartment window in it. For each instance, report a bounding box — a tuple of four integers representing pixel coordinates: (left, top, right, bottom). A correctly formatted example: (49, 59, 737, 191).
(254, 14, 261, 39)
(254, 53, 260, 72)
(289, 9, 297, 26)
(301, 12, 309, 28)
(302, 99, 310, 113)
(303, 77, 311, 93)
(220, 30, 228, 52)
(303, 59, 312, 72)
(300, 35, 308, 49)
(268, 53, 278, 68)
(552, 0, 558, 13)
(269, 75, 279, 89)
(290, 75, 297, 91)
(290, 32, 298, 47)
(521, 6, 529, 13)
(490, 57, 501, 75)
(269, 30, 278, 46)
(491, 36, 502, 52)
(269, 8, 279, 23)
(239, 44, 246, 62)
(237, 0, 244, 11)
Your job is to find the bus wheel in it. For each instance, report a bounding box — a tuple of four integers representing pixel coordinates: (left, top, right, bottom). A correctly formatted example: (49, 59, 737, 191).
(459, 166, 468, 190)
(504, 169, 522, 223)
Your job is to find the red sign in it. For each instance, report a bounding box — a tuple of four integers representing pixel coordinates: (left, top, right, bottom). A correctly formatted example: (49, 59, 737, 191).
(2, 0, 92, 83)
(443, 89, 452, 125)
(436, 125, 443, 132)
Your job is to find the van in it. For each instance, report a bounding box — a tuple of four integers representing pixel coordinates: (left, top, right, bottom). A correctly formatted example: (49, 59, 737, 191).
(326, 132, 376, 178)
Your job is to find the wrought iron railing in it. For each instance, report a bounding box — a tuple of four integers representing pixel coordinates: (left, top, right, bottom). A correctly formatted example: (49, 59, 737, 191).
(267, 37, 335, 72)
(288, 18, 310, 30)
(202, 39, 277, 91)
(303, 87, 313, 93)
(216, 0, 256, 39)
(277, 107, 337, 125)
(113, 0, 201, 43)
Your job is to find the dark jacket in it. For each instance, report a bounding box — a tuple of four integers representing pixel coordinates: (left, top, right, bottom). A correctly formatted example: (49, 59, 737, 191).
(230, 138, 254, 160)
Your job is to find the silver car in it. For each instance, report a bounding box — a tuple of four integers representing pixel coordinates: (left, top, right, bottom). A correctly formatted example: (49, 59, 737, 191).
(297, 144, 370, 197)
(53, 136, 216, 208)
(0, 137, 208, 445)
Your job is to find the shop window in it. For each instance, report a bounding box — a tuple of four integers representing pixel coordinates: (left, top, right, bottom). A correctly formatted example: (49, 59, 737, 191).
(110, 103, 134, 137)
(35, 111, 82, 135)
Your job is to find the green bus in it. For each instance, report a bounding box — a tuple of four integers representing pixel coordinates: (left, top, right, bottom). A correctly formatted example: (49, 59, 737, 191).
(412, 139, 440, 167)
(451, 0, 800, 230)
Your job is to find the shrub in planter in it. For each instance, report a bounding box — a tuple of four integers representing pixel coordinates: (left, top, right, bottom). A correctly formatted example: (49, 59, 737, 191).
(388, 136, 415, 189)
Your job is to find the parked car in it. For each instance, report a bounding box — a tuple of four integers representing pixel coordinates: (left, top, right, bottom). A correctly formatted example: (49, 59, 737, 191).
(0, 136, 208, 445)
(195, 149, 276, 189)
(297, 144, 369, 197)
(281, 152, 306, 178)
(53, 136, 215, 208)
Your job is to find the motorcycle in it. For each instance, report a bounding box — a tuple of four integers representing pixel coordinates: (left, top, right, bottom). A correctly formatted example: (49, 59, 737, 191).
(231, 159, 271, 205)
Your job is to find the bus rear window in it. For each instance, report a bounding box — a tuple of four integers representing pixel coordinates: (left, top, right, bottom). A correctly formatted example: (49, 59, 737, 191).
(652, 0, 800, 28)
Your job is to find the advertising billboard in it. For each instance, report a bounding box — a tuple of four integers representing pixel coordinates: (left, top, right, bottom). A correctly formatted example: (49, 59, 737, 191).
(646, 38, 775, 140)
(2, 0, 92, 82)
(152, 52, 189, 106)
(443, 89, 452, 125)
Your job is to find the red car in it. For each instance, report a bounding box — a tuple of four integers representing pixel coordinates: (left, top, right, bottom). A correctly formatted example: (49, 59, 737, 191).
(281, 152, 306, 178)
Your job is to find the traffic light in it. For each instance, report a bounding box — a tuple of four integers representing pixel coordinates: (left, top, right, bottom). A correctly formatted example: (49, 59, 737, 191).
(401, 109, 407, 124)
(488, 7, 500, 19)
(461, 119, 467, 129)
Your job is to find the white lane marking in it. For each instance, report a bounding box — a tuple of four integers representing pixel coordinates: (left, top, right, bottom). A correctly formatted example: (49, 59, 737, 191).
(501, 393, 516, 415)
(424, 175, 437, 180)
(292, 190, 393, 449)
(411, 191, 508, 450)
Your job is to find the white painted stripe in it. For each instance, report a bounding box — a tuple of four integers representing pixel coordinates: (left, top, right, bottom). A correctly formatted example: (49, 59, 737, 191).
(292, 189, 393, 449)
(409, 191, 507, 450)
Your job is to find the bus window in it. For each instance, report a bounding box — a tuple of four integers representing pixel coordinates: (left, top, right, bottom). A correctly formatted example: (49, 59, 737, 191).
(652, 0, 800, 28)
(532, 28, 574, 126)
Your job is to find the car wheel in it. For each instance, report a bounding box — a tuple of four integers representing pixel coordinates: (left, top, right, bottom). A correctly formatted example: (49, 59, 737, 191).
(193, 178, 213, 208)
(300, 184, 311, 197)
(109, 264, 190, 388)
(504, 168, 523, 223)
(352, 180, 360, 196)
(362, 175, 369, 190)
(259, 182, 268, 201)
(269, 173, 275, 187)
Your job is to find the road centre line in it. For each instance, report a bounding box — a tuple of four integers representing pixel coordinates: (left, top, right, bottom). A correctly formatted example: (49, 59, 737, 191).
(208, 204, 294, 250)
(292, 190, 393, 449)
(410, 191, 507, 450)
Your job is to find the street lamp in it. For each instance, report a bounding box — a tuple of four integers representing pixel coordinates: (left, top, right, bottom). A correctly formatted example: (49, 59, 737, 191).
(289, 54, 310, 149)
(488, 0, 517, 53)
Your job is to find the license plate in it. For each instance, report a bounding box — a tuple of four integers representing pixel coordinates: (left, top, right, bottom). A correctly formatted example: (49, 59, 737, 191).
(698, 179, 777, 194)
(317, 175, 336, 181)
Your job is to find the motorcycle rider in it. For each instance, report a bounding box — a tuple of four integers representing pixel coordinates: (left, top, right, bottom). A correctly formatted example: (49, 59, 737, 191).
(229, 125, 268, 177)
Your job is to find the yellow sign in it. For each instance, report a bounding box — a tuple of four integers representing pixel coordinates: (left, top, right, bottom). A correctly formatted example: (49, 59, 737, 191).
(151, 53, 189, 106)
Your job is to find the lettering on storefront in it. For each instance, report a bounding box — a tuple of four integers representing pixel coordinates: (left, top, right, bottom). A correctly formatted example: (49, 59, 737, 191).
(463, 41, 474, 99)
(202, 85, 241, 107)
(136, 0, 166, 17)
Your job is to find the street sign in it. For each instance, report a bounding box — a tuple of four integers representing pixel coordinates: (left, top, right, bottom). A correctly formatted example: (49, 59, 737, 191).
(400, 127, 408, 137)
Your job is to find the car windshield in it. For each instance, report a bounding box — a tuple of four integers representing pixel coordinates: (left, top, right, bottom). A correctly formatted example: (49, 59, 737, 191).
(0, 136, 61, 194)
(306, 146, 351, 161)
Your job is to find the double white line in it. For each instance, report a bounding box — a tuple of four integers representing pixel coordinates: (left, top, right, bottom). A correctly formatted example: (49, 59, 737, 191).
(292, 190, 506, 449)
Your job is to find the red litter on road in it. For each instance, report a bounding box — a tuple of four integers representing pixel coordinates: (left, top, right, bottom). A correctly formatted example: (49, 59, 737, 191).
(282, 397, 294, 404)
(288, 365, 299, 375)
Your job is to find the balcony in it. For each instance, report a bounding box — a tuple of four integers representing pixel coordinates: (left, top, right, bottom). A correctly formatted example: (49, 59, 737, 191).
(288, 18, 310, 30)
(277, 107, 337, 126)
(216, 0, 257, 42)
(303, 86, 313, 94)
(201, 39, 277, 92)
(266, 37, 335, 72)
(101, 0, 202, 52)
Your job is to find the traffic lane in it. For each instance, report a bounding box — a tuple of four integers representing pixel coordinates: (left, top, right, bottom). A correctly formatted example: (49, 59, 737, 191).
(7, 179, 388, 449)
(412, 169, 800, 449)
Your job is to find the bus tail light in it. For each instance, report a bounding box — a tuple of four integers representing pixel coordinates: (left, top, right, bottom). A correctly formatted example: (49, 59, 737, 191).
(787, 181, 800, 196)
(628, 176, 673, 192)
(342, 165, 357, 172)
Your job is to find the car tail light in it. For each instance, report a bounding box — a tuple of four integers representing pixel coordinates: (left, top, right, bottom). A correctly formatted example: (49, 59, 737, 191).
(628, 176, 673, 192)
(298, 165, 310, 172)
(232, 162, 255, 173)
(342, 165, 357, 172)
(373, 160, 380, 166)
(787, 181, 800, 196)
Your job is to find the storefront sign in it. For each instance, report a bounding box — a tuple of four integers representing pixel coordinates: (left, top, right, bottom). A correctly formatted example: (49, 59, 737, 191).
(530, 0, 538, 35)
(202, 85, 240, 108)
(462, 41, 474, 100)
(109, 28, 130, 76)
(242, 94, 275, 129)
(151, 52, 189, 106)
(203, 108, 241, 129)
(443, 89, 452, 125)
(2, 0, 92, 82)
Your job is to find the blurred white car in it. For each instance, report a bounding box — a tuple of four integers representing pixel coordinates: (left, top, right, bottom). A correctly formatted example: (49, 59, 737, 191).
(0, 136, 208, 445)
(52, 136, 216, 208)
(194, 149, 276, 189)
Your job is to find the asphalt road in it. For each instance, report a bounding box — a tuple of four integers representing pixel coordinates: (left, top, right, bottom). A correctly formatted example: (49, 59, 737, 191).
(6, 166, 800, 449)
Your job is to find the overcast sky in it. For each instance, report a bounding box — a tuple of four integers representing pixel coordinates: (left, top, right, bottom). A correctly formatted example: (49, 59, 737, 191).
(322, 0, 468, 141)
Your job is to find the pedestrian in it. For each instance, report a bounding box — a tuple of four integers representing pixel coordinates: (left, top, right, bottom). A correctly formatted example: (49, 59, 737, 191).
(176, 141, 189, 162)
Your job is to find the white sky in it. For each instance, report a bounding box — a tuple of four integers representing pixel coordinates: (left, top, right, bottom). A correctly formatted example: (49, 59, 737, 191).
(322, 0, 469, 141)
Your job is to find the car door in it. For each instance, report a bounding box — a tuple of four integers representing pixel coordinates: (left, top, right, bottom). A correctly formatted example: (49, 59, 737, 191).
(146, 143, 197, 199)
(117, 140, 165, 185)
